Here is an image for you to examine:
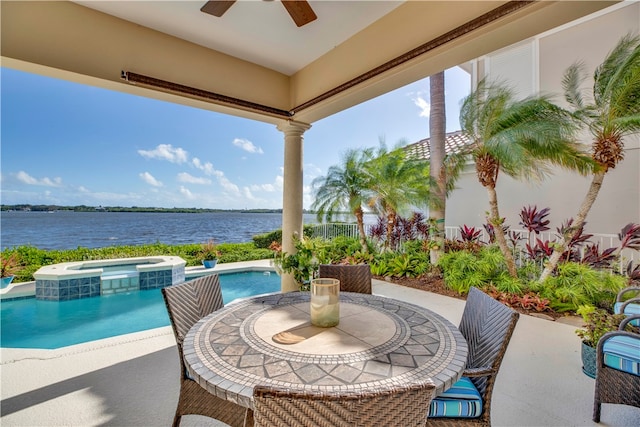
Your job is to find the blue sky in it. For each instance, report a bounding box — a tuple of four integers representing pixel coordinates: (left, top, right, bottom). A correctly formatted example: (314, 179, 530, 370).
(1, 66, 470, 209)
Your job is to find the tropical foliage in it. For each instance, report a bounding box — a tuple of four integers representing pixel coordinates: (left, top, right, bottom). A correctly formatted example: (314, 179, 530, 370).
(459, 78, 593, 278)
(575, 308, 631, 347)
(197, 239, 221, 261)
(312, 148, 375, 253)
(437, 246, 522, 295)
(366, 143, 431, 250)
(541, 33, 640, 281)
(1, 252, 23, 278)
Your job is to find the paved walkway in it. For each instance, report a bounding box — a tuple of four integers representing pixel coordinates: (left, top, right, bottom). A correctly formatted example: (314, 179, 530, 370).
(1, 268, 639, 426)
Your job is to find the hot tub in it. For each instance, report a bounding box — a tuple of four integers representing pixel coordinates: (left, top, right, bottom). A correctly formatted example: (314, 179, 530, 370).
(33, 256, 186, 301)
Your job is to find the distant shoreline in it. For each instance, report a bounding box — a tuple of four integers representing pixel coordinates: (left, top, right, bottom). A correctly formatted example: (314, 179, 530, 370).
(0, 204, 319, 214)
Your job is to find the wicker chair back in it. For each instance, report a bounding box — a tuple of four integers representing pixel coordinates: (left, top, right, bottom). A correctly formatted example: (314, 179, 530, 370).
(427, 287, 520, 426)
(593, 314, 640, 422)
(252, 381, 435, 427)
(162, 274, 224, 345)
(162, 275, 247, 427)
(459, 287, 519, 397)
(318, 264, 372, 294)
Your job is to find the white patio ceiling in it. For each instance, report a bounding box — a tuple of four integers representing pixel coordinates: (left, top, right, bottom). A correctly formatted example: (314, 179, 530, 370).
(1, 1, 619, 125)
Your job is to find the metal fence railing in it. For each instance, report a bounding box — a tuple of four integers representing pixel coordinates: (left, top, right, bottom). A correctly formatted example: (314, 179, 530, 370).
(308, 223, 637, 274)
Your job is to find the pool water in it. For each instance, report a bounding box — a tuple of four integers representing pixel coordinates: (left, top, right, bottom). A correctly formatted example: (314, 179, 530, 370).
(0, 271, 280, 349)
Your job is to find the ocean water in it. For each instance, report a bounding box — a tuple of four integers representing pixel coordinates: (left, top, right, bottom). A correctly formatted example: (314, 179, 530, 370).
(0, 211, 323, 250)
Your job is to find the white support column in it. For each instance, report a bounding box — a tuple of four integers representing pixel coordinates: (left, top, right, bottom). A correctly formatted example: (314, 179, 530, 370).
(277, 120, 311, 292)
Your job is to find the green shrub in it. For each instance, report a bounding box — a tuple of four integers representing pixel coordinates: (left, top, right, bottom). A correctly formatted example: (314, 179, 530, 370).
(2, 241, 276, 283)
(388, 252, 429, 278)
(437, 245, 523, 295)
(253, 230, 282, 248)
(531, 262, 627, 312)
(252, 225, 315, 248)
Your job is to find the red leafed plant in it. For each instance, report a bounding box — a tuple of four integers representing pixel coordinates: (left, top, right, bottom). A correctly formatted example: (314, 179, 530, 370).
(519, 205, 551, 234)
(459, 225, 482, 243)
(580, 243, 617, 269)
(618, 223, 640, 251)
(526, 238, 554, 262)
(486, 286, 551, 313)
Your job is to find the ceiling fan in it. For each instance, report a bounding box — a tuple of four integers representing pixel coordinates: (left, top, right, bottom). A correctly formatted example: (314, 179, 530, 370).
(201, 1, 317, 28)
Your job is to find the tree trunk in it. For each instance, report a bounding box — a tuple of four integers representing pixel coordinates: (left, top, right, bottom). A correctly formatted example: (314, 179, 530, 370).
(487, 185, 518, 277)
(386, 208, 396, 251)
(354, 206, 368, 253)
(429, 71, 446, 264)
(538, 170, 606, 282)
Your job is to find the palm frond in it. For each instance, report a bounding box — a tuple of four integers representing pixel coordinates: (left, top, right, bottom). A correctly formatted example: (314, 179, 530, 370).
(594, 33, 640, 106)
(563, 61, 588, 112)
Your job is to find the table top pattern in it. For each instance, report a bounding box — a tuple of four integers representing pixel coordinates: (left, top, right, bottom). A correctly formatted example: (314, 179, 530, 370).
(183, 292, 468, 409)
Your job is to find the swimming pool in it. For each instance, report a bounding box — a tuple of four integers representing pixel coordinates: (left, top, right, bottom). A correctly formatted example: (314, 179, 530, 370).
(0, 271, 280, 349)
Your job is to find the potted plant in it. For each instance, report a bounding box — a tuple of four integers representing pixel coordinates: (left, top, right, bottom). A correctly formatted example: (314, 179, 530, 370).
(575, 307, 628, 378)
(198, 240, 221, 269)
(271, 236, 329, 291)
(1, 252, 22, 288)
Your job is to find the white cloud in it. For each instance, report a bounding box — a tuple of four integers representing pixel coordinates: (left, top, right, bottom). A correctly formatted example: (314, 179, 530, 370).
(219, 175, 240, 193)
(192, 158, 223, 177)
(177, 172, 211, 185)
(412, 95, 431, 118)
(179, 186, 195, 199)
(15, 171, 62, 187)
(243, 187, 257, 200)
(138, 144, 189, 163)
(249, 172, 285, 193)
(304, 163, 323, 180)
(250, 183, 276, 192)
(233, 138, 264, 154)
(191, 158, 239, 193)
(139, 172, 163, 187)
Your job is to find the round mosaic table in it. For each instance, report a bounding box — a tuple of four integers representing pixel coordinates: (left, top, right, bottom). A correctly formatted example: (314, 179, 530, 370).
(183, 292, 468, 410)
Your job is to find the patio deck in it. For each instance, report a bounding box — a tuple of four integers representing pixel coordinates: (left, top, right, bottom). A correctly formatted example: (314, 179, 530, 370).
(1, 261, 639, 426)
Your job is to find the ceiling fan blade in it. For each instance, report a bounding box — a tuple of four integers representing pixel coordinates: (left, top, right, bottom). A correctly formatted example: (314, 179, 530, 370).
(282, 1, 317, 27)
(201, 1, 236, 17)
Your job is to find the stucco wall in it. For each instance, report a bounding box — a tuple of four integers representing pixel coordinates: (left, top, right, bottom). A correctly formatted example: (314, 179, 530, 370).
(447, 3, 640, 236)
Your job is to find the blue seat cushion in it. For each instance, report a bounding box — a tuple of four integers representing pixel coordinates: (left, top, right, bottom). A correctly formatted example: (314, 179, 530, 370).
(603, 335, 640, 376)
(429, 376, 483, 418)
(613, 302, 640, 326)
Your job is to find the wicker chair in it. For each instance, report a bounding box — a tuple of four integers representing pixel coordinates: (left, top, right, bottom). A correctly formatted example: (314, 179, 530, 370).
(161, 274, 249, 427)
(250, 381, 436, 427)
(318, 264, 372, 294)
(613, 286, 640, 325)
(427, 287, 520, 427)
(593, 314, 640, 422)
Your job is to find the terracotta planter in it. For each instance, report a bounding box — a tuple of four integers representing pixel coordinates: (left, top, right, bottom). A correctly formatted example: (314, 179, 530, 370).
(581, 341, 596, 378)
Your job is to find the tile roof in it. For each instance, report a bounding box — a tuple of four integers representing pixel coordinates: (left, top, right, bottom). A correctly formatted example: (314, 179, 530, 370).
(404, 130, 471, 160)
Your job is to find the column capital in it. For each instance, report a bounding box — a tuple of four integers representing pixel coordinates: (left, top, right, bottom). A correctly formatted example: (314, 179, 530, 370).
(277, 120, 311, 136)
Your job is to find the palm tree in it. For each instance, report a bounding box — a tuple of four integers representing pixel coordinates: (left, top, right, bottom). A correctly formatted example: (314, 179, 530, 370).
(366, 142, 430, 250)
(429, 71, 447, 264)
(460, 79, 593, 277)
(311, 147, 375, 252)
(539, 34, 640, 282)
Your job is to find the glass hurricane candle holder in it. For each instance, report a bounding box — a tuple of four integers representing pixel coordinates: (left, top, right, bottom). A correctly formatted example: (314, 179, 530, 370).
(310, 278, 340, 327)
